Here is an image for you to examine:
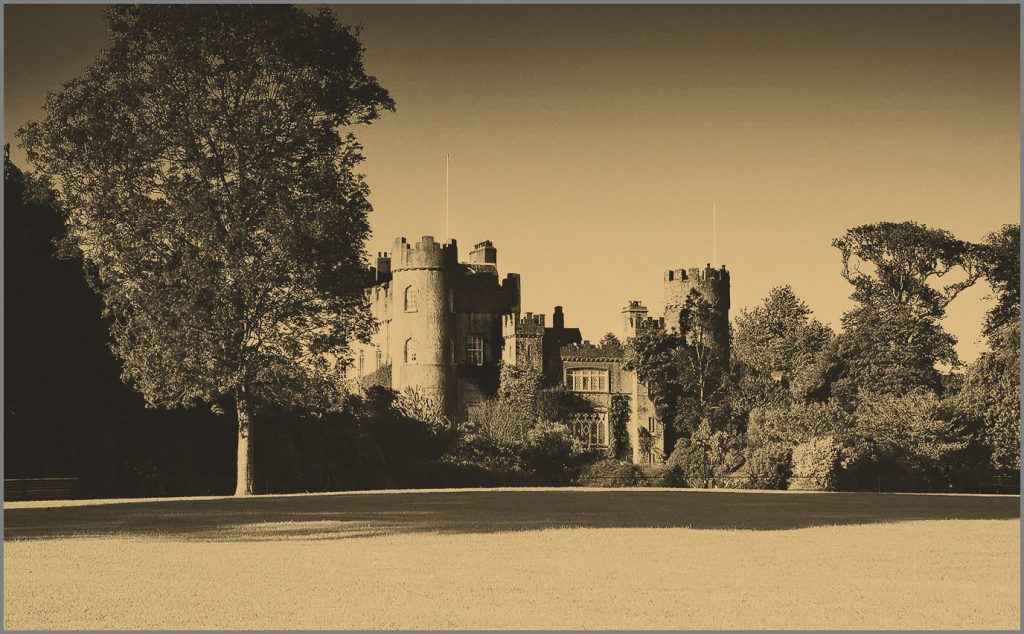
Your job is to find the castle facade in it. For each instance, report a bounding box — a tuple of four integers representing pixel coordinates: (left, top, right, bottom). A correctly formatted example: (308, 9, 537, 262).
(348, 235, 730, 465)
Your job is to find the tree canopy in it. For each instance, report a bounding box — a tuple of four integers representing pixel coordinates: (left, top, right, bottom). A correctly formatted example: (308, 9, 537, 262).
(18, 5, 394, 495)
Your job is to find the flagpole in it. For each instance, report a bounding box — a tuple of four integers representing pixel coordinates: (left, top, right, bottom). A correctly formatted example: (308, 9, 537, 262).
(712, 201, 717, 267)
(445, 153, 450, 243)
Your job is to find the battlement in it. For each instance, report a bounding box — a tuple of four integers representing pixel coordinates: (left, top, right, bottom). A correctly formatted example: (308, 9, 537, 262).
(664, 263, 730, 284)
(391, 235, 459, 271)
(502, 311, 546, 338)
(638, 316, 666, 331)
(560, 339, 625, 361)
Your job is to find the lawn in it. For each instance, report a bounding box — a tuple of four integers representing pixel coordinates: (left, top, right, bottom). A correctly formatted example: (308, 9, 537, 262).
(4, 488, 1020, 629)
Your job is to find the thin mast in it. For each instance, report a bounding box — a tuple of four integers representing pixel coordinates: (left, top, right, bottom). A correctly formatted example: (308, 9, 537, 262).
(712, 200, 717, 267)
(445, 153, 450, 243)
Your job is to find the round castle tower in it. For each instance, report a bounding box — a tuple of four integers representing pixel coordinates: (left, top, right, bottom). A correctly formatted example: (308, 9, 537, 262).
(663, 264, 731, 363)
(390, 235, 458, 418)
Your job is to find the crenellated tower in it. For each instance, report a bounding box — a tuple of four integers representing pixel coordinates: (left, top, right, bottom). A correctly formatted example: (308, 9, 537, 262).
(663, 264, 731, 364)
(502, 312, 546, 371)
(390, 235, 459, 417)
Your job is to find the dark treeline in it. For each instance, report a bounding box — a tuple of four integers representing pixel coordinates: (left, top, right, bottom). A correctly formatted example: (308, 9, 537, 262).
(5, 150, 1020, 496)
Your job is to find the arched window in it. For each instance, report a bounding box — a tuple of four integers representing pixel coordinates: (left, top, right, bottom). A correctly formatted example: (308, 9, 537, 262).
(404, 285, 417, 312)
(404, 338, 417, 364)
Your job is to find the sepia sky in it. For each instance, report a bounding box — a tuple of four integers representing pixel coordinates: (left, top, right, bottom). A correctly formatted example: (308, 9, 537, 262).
(5, 4, 1019, 362)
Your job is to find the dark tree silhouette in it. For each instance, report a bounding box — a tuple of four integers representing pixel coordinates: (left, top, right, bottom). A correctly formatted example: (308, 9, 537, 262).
(18, 5, 394, 495)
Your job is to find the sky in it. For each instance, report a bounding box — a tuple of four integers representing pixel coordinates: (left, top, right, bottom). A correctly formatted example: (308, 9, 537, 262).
(4, 4, 1020, 362)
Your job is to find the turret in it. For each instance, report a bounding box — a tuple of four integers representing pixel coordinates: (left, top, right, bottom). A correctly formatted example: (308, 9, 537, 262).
(502, 312, 545, 370)
(621, 300, 649, 341)
(663, 263, 731, 364)
(389, 235, 458, 418)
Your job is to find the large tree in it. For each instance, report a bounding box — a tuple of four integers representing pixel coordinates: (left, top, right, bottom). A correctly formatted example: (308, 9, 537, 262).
(18, 5, 394, 495)
(732, 286, 834, 408)
(831, 222, 979, 400)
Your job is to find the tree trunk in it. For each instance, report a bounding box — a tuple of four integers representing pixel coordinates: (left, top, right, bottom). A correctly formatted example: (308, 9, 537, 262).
(234, 392, 255, 496)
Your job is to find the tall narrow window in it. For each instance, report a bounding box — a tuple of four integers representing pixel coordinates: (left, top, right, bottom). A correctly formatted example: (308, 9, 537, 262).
(404, 338, 417, 364)
(375, 348, 382, 369)
(404, 285, 417, 312)
(358, 350, 364, 374)
(467, 335, 484, 365)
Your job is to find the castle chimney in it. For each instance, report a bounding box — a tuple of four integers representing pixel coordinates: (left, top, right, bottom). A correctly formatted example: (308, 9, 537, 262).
(469, 240, 497, 266)
(553, 306, 564, 330)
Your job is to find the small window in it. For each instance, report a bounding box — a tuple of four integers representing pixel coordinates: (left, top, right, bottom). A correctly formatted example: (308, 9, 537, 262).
(404, 338, 417, 364)
(358, 350, 365, 374)
(375, 348, 382, 369)
(567, 369, 609, 393)
(467, 335, 484, 365)
(404, 286, 417, 312)
(648, 417, 657, 432)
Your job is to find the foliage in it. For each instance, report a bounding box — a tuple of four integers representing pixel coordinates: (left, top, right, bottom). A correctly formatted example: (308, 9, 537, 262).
(577, 459, 645, 487)
(742, 443, 793, 490)
(607, 394, 632, 459)
(833, 295, 959, 400)
(746, 400, 853, 448)
(598, 332, 623, 352)
(732, 286, 834, 407)
(975, 224, 1019, 337)
(17, 5, 393, 494)
(522, 422, 577, 484)
(664, 420, 745, 488)
(789, 436, 841, 491)
(535, 385, 593, 422)
(497, 362, 544, 415)
(465, 399, 534, 447)
(955, 321, 1021, 473)
(5, 150, 236, 498)
(624, 290, 730, 449)
(832, 221, 980, 319)
(394, 387, 452, 436)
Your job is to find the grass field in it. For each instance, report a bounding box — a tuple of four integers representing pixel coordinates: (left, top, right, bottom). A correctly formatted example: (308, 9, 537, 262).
(4, 488, 1020, 629)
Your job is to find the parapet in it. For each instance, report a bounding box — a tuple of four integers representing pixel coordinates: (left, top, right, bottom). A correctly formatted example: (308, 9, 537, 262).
(664, 263, 730, 284)
(391, 236, 459, 271)
(560, 340, 625, 361)
(637, 316, 666, 331)
(502, 311, 546, 338)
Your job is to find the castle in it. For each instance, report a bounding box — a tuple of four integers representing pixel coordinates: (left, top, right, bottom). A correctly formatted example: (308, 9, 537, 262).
(348, 235, 730, 464)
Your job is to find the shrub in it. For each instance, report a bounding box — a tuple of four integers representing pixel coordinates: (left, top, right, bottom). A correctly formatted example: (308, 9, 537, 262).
(743, 443, 792, 489)
(577, 459, 645, 487)
(790, 435, 841, 491)
(658, 464, 689, 487)
(522, 421, 575, 485)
